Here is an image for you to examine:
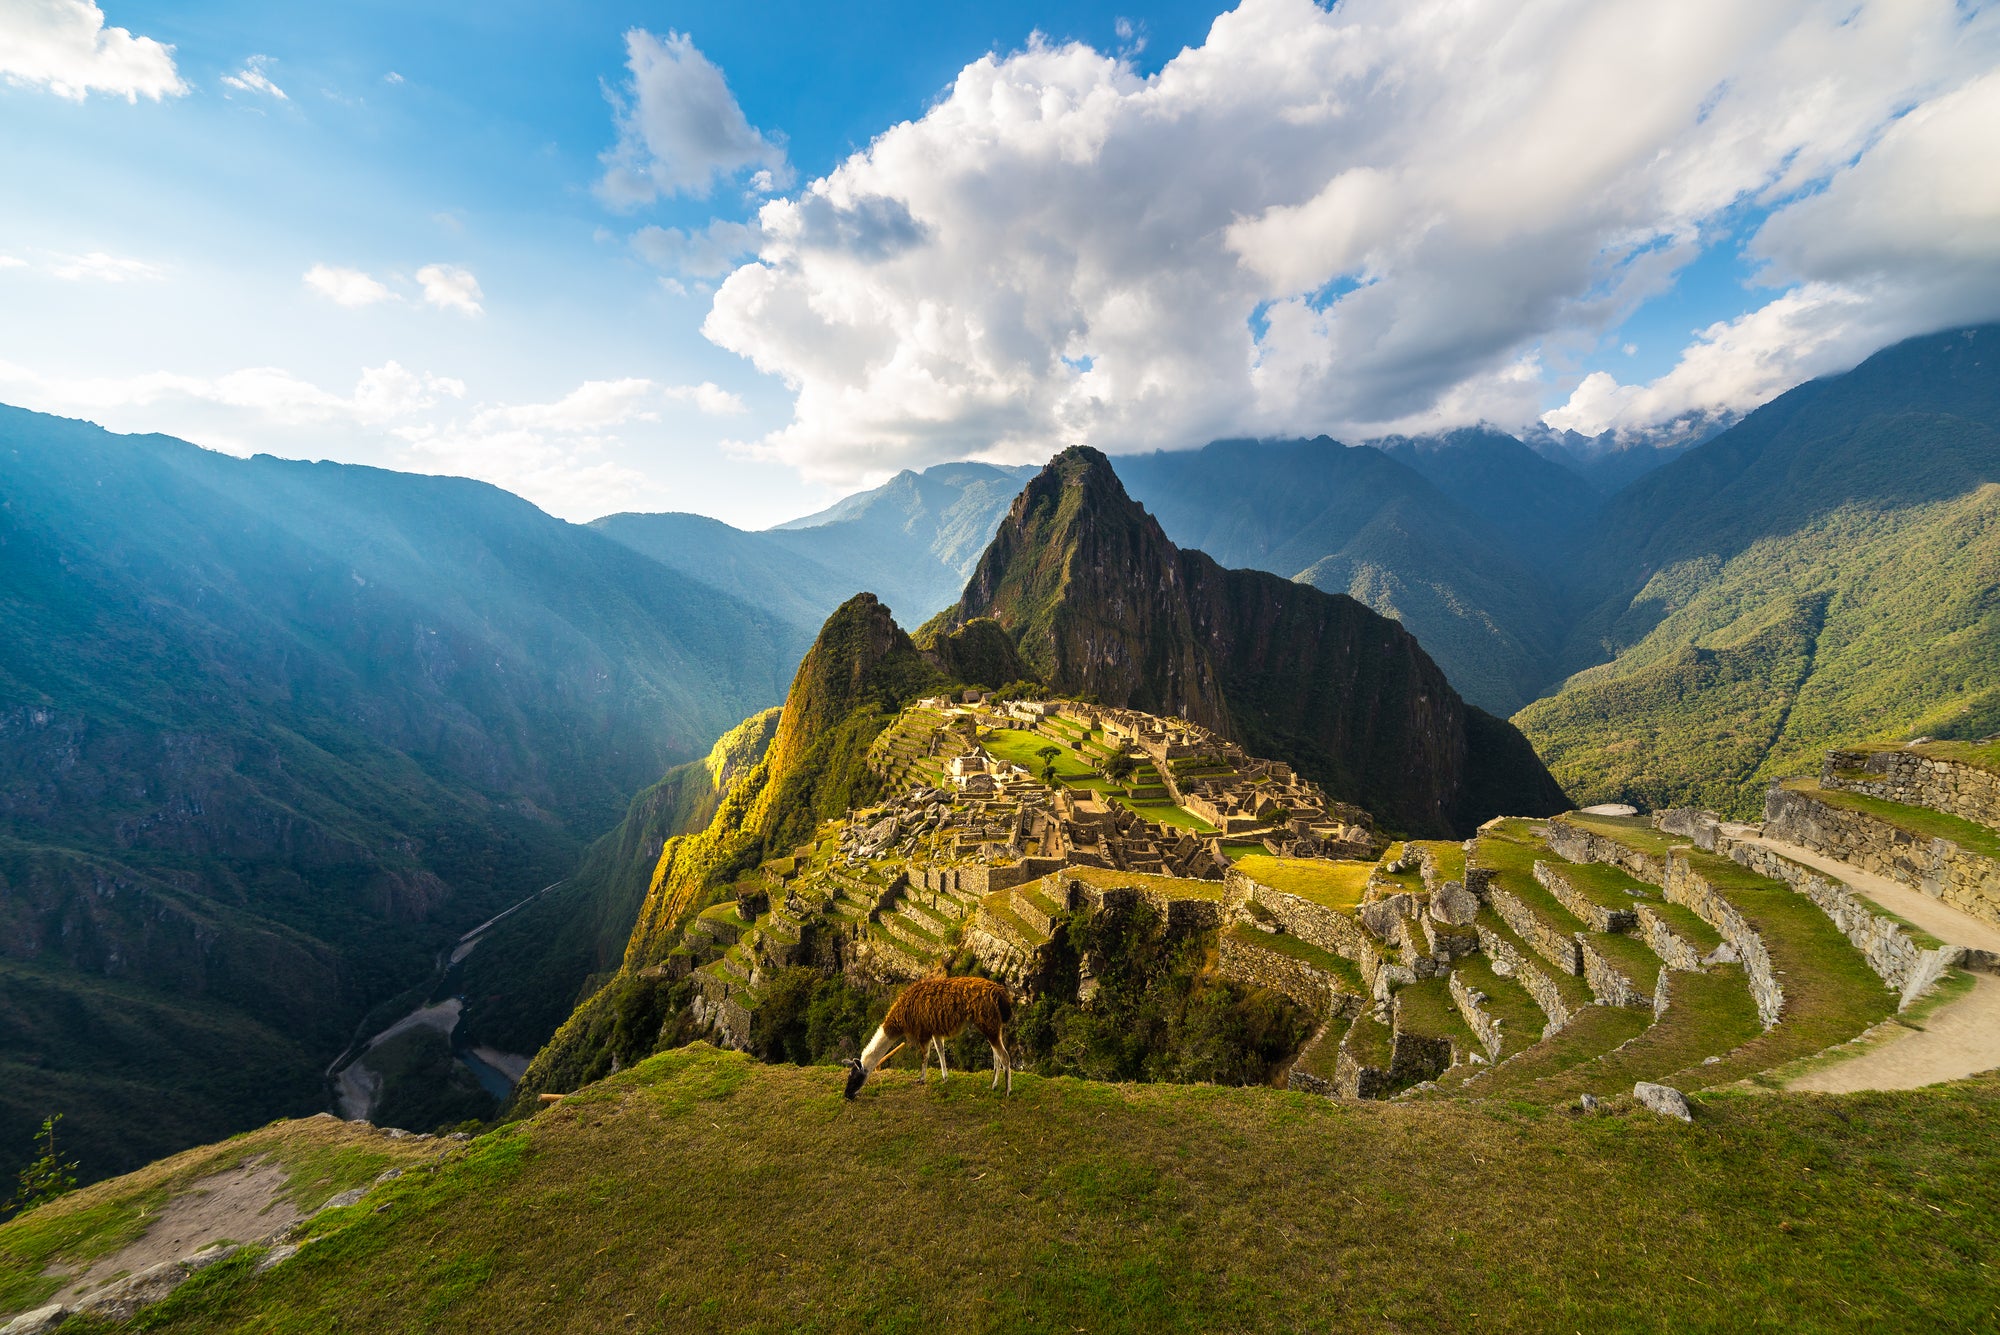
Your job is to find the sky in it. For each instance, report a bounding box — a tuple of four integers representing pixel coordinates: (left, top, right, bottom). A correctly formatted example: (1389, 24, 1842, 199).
(3, 0, 1998, 527)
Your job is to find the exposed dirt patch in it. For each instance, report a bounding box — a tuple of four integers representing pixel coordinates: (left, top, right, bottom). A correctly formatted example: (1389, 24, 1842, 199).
(1789, 972, 2000, 1093)
(48, 1158, 300, 1304)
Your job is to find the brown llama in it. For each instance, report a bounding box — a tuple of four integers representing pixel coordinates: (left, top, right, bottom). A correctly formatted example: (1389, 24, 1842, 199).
(844, 975, 1014, 1098)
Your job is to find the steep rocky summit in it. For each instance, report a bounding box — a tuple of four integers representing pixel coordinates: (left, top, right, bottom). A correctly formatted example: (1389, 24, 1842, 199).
(935, 447, 1567, 834)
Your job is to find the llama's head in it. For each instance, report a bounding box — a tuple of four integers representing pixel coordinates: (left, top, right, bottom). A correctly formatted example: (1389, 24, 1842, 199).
(844, 1022, 896, 1098)
(842, 1058, 867, 1099)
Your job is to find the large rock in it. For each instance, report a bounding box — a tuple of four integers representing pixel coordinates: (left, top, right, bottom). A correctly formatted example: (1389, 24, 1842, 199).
(1, 1305, 69, 1335)
(1633, 1081, 1693, 1121)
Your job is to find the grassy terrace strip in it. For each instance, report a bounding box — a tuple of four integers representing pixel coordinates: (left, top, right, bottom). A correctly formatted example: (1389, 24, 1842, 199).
(1458, 1005, 1656, 1099)
(1406, 839, 1466, 885)
(1545, 858, 1654, 910)
(1534, 967, 1764, 1102)
(1561, 813, 1682, 859)
(1344, 1011, 1396, 1070)
(0, 1116, 436, 1317)
(1394, 976, 1480, 1055)
(1638, 896, 1727, 953)
(77, 1048, 2000, 1334)
(1118, 799, 1218, 834)
(1789, 778, 2000, 862)
(1226, 924, 1365, 994)
(1371, 843, 1425, 892)
(1472, 830, 1591, 937)
(1290, 1013, 1352, 1084)
(1471, 909, 1593, 1009)
(1666, 855, 1901, 1092)
(1232, 855, 1372, 910)
(1448, 956, 1547, 1056)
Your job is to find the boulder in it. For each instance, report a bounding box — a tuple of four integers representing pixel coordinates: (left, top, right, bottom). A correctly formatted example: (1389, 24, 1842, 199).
(1429, 880, 1480, 926)
(1633, 1081, 1693, 1121)
(1, 1304, 69, 1335)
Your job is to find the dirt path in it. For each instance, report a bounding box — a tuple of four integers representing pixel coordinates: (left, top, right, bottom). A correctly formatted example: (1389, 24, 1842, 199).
(1733, 834, 2000, 1091)
(1746, 835, 2000, 953)
(1788, 972, 2000, 1092)
(49, 1159, 300, 1305)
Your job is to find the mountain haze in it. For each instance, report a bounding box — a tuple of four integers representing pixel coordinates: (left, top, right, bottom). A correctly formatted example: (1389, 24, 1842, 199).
(0, 408, 801, 1177)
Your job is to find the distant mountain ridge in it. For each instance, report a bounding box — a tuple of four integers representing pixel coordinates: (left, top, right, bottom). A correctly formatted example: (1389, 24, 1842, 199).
(0, 408, 803, 1178)
(1519, 323, 2000, 814)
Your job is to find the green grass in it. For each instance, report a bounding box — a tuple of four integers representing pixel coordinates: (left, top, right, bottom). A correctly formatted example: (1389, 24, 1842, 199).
(1558, 814, 1681, 859)
(1220, 842, 1264, 863)
(1343, 1011, 1396, 1071)
(1405, 839, 1466, 885)
(1790, 780, 2000, 862)
(27, 1048, 2000, 1332)
(1911, 737, 2000, 775)
(1469, 910, 1593, 1012)
(1113, 799, 1219, 835)
(1534, 967, 1766, 1103)
(1636, 898, 1726, 954)
(1466, 1005, 1657, 1099)
(1663, 858, 1902, 1092)
(1369, 843, 1426, 892)
(1393, 977, 1481, 1058)
(1231, 855, 1372, 911)
(980, 729, 1104, 786)
(1448, 956, 1548, 1056)
(0, 1116, 434, 1316)
(1541, 857, 1655, 908)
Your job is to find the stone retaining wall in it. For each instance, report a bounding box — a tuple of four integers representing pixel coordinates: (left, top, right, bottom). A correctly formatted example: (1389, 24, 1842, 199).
(1662, 850, 1782, 1026)
(1764, 783, 2000, 929)
(1578, 937, 1652, 1009)
(1544, 818, 1670, 885)
(1490, 889, 1583, 975)
(1449, 969, 1505, 1057)
(1714, 829, 1961, 1009)
(1823, 748, 2000, 830)
(1533, 860, 1638, 933)
(1634, 905, 1704, 972)
(1474, 925, 1574, 1035)
(1217, 930, 1345, 1016)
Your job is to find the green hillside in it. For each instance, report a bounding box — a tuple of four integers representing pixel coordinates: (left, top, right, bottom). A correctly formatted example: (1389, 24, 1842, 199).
(18, 1049, 1998, 1333)
(0, 408, 802, 1179)
(1520, 326, 2000, 814)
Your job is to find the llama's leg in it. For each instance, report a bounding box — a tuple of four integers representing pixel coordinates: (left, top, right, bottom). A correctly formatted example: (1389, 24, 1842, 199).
(989, 1040, 1003, 1090)
(918, 1038, 929, 1084)
(936, 1037, 949, 1081)
(1000, 1029, 1012, 1094)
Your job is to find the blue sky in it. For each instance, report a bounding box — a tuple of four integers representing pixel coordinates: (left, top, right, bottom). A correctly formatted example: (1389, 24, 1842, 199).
(3, 1, 1997, 524)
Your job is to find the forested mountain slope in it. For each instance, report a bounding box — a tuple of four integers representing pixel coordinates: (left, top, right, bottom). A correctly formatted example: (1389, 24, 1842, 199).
(1518, 324, 2000, 815)
(0, 408, 801, 1179)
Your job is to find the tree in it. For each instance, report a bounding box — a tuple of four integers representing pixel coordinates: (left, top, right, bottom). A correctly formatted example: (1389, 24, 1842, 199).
(7, 1115, 79, 1219)
(1035, 744, 1062, 772)
(1041, 764, 1059, 788)
(1103, 751, 1138, 785)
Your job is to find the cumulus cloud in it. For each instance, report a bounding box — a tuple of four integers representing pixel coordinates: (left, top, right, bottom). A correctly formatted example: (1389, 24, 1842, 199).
(416, 263, 483, 315)
(220, 54, 285, 100)
(688, 0, 2000, 482)
(1546, 65, 2000, 437)
(0, 0, 184, 101)
(632, 219, 763, 279)
(596, 29, 789, 206)
(303, 263, 393, 307)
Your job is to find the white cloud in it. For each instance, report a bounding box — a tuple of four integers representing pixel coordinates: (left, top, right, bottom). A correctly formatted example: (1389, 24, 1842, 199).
(1546, 66, 2000, 438)
(303, 263, 393, 307)
(672, 381, 747, 416)
(43, 250, 164, 281)
(220, 54, 286, 100)
(688, 0, 2000, 483)
(0, 0, 184, 101)
(596, 28, 789, 207)
(416, 263, 483, 315)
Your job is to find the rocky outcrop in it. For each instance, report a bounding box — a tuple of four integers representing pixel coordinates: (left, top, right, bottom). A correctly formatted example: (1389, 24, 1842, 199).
(940, 447, 1568, 835)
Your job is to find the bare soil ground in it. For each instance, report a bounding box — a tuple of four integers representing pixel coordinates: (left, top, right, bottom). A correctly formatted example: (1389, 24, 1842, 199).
(47, 1159, 300, 1304)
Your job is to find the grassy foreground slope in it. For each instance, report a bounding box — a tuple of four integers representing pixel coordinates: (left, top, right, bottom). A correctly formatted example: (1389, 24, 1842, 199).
(34, 1046, 2000, 1333)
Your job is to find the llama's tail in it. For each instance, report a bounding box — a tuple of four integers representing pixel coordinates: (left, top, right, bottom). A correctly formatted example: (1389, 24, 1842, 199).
(996, 989, 1013, 1028)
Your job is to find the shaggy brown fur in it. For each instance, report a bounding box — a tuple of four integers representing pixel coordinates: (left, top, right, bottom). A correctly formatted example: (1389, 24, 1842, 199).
(845, 975, 1014, 1097)
(884, 975, 1012, 1047)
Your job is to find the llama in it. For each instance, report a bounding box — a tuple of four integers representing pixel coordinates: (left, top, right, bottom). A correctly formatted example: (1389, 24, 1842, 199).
(843, 975, 1014, 1098)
